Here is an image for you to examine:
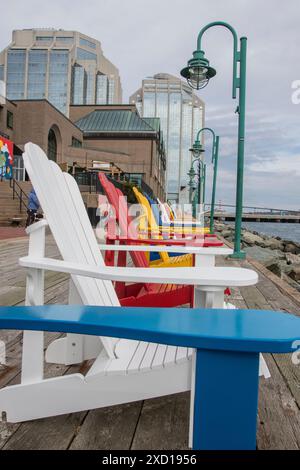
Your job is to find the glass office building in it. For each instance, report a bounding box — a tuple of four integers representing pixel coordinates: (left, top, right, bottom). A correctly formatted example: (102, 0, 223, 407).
(0, 29, 122, 116)
(130, 74, 204, 202)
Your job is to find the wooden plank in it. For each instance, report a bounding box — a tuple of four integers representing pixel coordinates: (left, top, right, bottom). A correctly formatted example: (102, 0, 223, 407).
(69, 402, 143, 450)
(239, 285, 271, 310)
(272, 353, 300, 411)
(257, 354, 300, 450)
(131, 392, 189, 450)
(2, 411, 86, 450)
(0, 338, 67, 449)
(247, 256, 300, 308)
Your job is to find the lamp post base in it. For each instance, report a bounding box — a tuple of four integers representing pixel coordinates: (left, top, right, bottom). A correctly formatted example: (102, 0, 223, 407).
(229, 251, 246, 260)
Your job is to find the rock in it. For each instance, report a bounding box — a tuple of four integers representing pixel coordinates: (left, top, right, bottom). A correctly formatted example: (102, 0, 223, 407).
(265, 260, 292, 278)
(265, 261, 282, 277)
(242, 231, 265, 246)
(285, 252, 300, 265)
(283, 242, 300, 255)
(215, 222, 226, 230)
(260, 238, 284, 251)
(282, 272, 300, 292)
(288, 265, 300, 281)
(221, 229, 232, 238)
(243, 246, 285, 265)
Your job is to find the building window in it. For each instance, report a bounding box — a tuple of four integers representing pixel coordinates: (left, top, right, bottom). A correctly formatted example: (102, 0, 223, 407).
(6, 49, 26, 100)
(79, 38, 96, 49)
(27, 49, 48, 99)
(76, 48, 97, 61)
(108, 76, 115, 104)
(56, 36, 73, 44)
(47, 128, 57, 162)
(125, 173, 143, 187)
(0, 65, 4, 82)
(48, 50, 69, 114)
(72, 137, 82, 148)
(71, 63, 87, 104)
(96, 73, 108, 104)
(7, 111, 13, 129)
(85, 64, 96, 104)
(143, 91, 155, 116)
(36, 36, 53, 43)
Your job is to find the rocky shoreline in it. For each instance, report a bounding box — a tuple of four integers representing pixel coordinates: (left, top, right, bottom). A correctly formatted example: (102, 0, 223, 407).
(215, 222, 300, 291)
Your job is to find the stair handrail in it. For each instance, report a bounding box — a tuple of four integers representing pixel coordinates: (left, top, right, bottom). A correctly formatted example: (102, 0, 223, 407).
(9, 178, 29, 213)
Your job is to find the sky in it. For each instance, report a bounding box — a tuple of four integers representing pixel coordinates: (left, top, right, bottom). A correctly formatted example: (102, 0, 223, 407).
(1, 0, 300, 209)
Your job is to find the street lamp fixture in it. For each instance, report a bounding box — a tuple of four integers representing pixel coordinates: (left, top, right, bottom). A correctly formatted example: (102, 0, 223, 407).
(181, 50, 216, 90)
(189, 139, 205, 158)
(181, 21, 247, 259)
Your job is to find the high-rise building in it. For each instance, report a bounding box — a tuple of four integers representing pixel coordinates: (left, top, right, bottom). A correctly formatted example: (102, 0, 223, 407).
(0, 29, 122, 116)
(130, 73, 204, 202)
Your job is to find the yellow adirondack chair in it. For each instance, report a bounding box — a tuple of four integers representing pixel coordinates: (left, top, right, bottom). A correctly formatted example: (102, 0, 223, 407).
(133, 188, 209, 236)
(133, 187, 194, 267)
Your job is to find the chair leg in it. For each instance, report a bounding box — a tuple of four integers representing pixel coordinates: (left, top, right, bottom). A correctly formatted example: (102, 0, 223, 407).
(194, 287, 224, 308)
(193, 349, 260, 450)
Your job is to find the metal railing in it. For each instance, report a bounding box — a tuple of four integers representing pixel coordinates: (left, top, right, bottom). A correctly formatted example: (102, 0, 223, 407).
(74, 170, 156, 199)
(204, 203, 300, 216)
(73, 172, 98, 194)
(9, 178, 29, 213)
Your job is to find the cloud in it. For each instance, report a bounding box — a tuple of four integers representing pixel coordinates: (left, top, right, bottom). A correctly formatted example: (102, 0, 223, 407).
(247, 153, 300, 176)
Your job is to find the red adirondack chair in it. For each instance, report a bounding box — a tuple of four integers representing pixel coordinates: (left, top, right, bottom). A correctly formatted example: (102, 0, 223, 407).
(97, 173, 224, 308)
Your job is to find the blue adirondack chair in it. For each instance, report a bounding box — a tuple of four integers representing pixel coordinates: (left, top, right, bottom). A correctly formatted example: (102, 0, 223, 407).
(0, 304, 299, 450)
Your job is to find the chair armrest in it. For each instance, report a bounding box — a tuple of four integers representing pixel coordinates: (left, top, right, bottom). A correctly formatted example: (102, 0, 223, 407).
(106, 236, 223, 247)
(19, 256, 258, 287)
(98, 244, 233, 256)
(25, 219, 48, 235)
(0, 305, 298, 353)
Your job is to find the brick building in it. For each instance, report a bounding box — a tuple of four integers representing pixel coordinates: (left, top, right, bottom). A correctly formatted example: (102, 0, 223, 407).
(0, 99, 166, 198)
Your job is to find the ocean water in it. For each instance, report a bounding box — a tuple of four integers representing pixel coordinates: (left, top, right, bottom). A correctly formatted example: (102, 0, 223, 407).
(241, 222, 300, 244)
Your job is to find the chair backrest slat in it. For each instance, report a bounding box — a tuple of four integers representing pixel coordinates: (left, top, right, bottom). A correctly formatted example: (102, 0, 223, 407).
(23, 143, 119, 358)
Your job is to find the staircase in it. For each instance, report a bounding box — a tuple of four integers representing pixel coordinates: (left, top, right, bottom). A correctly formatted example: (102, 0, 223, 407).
(0, 181, 31, 227)
(0, 180, 97, 227)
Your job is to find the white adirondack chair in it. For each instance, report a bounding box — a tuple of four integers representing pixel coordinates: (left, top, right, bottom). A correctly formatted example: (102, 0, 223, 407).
(0, 143, 262, 435)
(157, 198, 204, 227)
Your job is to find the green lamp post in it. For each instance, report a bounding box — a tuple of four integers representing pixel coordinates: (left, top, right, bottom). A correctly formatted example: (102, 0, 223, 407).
(190, 127, 220, 234)
(197, 159, 205, 206)
(188, 157, 205, 219)
(187, 166, 196, 212)
(181, 21, 247, 258)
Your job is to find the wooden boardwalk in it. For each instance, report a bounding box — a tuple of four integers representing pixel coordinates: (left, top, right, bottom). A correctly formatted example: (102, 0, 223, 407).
(0, 234, 300, 450)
